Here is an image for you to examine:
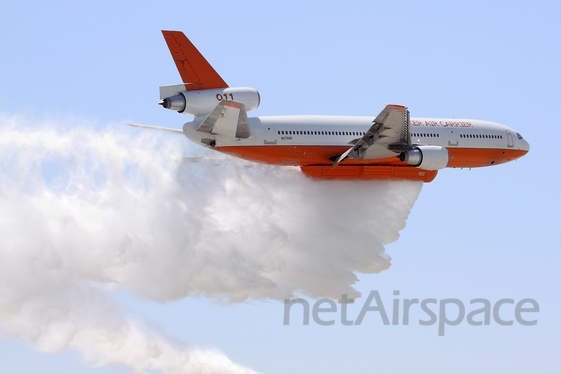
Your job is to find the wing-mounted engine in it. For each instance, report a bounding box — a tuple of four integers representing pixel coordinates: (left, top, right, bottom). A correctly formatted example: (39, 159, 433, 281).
(159, 85, 260, 116)
(399, 145, 449, 170)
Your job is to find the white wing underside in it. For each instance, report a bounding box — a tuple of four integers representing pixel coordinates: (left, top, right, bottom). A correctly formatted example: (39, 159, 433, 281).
(196, 100, 252, 139)
(123, 123, 184, 135)
(332, 105, 411, 166)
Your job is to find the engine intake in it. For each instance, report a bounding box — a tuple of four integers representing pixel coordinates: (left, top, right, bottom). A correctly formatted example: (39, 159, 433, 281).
(399, 145, 449, 170)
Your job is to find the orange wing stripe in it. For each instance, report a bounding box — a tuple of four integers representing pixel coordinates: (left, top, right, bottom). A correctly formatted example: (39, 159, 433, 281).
(224, 101, 241, 109)
(385, 104, 407, 110)
(162, 31, 228, 91)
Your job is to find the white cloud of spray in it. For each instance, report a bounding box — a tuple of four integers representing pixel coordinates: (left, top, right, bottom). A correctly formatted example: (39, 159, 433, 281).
(0, 114, 422, 373)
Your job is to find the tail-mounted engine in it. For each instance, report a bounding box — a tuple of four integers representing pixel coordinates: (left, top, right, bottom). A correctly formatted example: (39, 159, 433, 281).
(159, 84, 260, 116)
(399, 145, 449, 170)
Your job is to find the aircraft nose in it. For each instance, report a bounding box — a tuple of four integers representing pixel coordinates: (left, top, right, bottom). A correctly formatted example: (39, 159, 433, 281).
(521, 138, 530, 152)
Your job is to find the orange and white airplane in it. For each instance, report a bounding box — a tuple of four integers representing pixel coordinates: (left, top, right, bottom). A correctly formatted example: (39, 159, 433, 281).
(127, 31, 529, 182)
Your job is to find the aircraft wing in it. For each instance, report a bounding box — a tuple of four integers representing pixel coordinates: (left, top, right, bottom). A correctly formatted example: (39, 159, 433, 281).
(196, 100, 252, 139)
(331, 104, 411, 167)
(123, 123, 184, 135)
(182, 156, 256, 166)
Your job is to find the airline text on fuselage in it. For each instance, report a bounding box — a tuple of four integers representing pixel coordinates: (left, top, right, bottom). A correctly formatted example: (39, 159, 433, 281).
(411, 120, 473, 128)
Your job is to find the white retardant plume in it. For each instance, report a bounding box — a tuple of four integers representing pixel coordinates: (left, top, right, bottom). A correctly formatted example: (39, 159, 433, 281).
(0, 114, 422, 373)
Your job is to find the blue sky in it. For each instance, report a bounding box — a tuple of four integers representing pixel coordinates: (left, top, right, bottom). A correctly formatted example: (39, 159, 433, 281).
(1, 1, 560, 373)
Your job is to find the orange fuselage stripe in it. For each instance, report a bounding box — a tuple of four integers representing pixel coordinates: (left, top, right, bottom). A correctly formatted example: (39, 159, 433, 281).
(213, 145, 527, 168)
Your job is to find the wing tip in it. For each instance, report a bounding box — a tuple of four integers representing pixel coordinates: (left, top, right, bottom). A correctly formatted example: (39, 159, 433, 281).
(386, 104, 407, 110)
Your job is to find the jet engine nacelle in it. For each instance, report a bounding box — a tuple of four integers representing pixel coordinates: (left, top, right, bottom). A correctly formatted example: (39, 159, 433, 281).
(159, 86, 260, 116)
(399, 145, 449, 170)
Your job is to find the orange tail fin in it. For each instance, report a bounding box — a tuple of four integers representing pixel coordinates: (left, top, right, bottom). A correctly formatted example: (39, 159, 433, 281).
(161, 31, 228, 91)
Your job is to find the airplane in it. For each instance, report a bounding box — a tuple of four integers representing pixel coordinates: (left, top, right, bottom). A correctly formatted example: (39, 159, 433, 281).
(126, 31, 530, 182)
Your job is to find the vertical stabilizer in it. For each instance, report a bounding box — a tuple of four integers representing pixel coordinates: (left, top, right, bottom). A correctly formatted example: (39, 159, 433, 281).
(161, 31, 229, 91)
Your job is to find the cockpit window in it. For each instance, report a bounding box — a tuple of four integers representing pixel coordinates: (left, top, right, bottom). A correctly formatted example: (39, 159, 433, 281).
(517, 132, 523, 139)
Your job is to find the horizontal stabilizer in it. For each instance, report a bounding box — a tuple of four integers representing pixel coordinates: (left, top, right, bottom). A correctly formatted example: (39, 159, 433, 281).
(197, 100, 251, 139)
